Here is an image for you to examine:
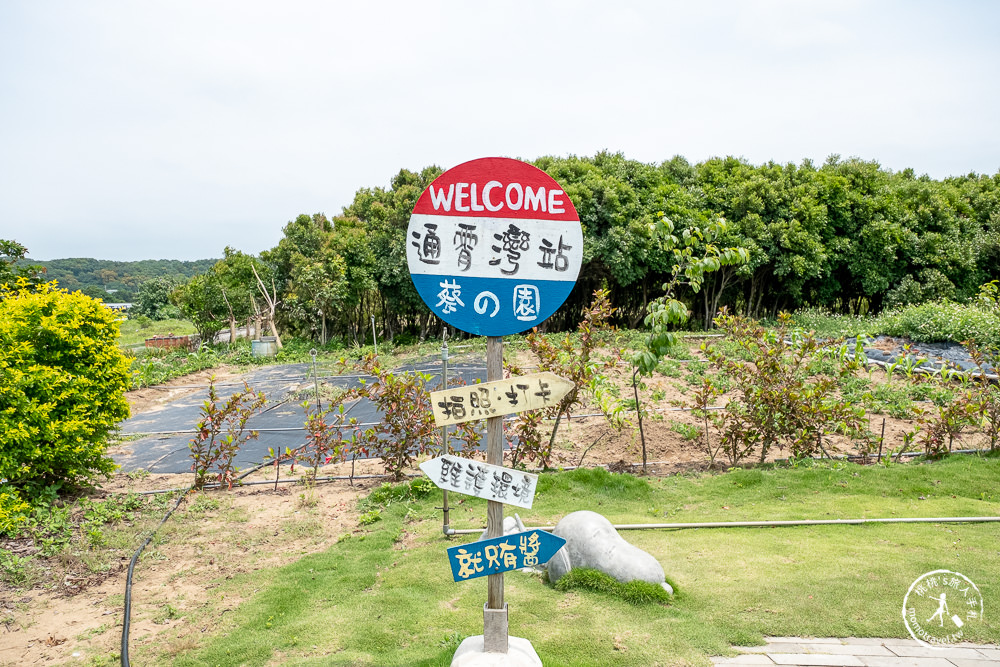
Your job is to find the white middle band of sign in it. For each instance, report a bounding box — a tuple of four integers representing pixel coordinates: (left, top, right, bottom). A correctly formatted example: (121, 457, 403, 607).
(407, 213, 583, 281)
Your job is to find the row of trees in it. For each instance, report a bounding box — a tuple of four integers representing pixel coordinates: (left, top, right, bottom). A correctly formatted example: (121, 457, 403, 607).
(18, 257, 217, 303)
(166, 153, 999, 344)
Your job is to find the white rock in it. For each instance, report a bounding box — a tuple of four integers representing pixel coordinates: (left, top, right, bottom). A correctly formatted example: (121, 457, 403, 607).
(546, 510, 673, 594)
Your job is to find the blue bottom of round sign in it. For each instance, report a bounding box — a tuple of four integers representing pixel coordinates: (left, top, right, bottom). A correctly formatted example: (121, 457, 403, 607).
(411, 274, 575, 336)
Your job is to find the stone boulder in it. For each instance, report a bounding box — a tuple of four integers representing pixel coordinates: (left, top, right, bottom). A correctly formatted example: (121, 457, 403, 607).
(546, 510, 673, 594)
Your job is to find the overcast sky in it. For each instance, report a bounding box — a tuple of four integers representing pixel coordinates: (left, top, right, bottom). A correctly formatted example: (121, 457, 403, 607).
(2, 1, 998, 262)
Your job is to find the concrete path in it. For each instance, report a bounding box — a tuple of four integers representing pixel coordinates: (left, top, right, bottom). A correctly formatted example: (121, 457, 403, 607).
(713, 637, 1000, 666)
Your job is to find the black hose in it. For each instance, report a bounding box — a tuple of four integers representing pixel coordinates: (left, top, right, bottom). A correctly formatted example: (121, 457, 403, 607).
(121, 488, 188, 667)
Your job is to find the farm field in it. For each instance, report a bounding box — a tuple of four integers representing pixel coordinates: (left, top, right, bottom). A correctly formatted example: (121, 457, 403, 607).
(2, 332, 999, 666)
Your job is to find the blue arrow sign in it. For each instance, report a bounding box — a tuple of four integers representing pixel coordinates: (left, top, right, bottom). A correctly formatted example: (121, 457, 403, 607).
(446, 529, 566, 582)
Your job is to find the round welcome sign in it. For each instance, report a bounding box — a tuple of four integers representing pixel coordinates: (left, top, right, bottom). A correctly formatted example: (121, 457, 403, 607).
(407, 157, 582, 336)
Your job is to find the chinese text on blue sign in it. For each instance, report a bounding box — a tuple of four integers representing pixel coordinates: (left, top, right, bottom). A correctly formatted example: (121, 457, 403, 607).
(446, 529, 567, 582)
(407, 157, 582, 337)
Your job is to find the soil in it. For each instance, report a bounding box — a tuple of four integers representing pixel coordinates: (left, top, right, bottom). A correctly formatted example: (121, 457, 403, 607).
(124, 366, 245, 416)
(1, 342, 993, 665)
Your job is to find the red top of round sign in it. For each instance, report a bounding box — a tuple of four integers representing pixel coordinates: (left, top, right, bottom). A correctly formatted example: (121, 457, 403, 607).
(411, 157, 579, 222)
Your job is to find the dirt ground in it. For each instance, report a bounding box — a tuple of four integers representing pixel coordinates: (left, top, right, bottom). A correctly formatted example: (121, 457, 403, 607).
(1, 344, 992, 665)
(124, 366, 246, 416)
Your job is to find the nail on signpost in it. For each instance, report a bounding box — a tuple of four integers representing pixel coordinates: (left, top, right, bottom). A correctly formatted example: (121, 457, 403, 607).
(407, 157, 581, 659)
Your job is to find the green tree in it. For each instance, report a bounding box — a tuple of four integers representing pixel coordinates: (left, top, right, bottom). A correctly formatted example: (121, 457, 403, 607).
(0, 280, 131, 490)
(211, 247, 264, 344)
(341, 167, 443, 340)
(0, 239, 45, 291)
(171, 274, 227, 343)
(285, 248, 348, 345)
(634, 213, 749, 375)
(327, 216, 377, 344)
(133, 276, 181, 320)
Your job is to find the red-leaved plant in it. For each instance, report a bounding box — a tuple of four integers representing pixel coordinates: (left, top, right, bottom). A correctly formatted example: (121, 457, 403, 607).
(505, 289, 623, 469)
(189, 379, 267, 490)
(356, 355, 438, 480)
(299, 401, 361, 480)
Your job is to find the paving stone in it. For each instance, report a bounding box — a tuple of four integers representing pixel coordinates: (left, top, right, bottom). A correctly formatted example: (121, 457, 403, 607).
(947, 659, 1000, 667)
(768, 654, 864, 666)
(768, 638, 843, 645)
(741, 645, 808, 654)
(843, 639, 893, 646)
(889, 646, 989, 660)
(878, 639, 926, 647)
(795, 645, 894, 656)
(712, 656, 775, 664)
(976, 649, 1000, 661)
(857, 657, 957, 667)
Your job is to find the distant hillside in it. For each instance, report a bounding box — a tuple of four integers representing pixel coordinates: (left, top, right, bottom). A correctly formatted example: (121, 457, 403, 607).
(20, 257, 218, 301)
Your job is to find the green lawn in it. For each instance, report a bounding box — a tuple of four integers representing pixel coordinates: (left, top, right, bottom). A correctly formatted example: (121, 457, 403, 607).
(135, 455, 999, 666)
(118, 317, 196, 347)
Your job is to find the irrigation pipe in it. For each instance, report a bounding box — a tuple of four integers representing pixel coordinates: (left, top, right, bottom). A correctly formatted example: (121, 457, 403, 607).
(859, 356, 999, 382)
(121, 380, 358, 662)
(442, 515, 1000, 536)
(133, 473, 405, 496)
(124, 410, 652, 437)
(127, 446, 995, 497)
(121, 487, 189, 667)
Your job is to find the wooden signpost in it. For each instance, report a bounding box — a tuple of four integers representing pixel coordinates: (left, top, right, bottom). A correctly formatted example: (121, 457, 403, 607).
(428, 372, 574, 427)
(419, 457, 539, 509)
(407, 157, 582, 659)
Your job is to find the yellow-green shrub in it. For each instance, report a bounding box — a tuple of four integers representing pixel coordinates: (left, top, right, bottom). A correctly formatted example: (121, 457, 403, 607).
(0, 280, 131, 489)
(0, 489, 30, 537)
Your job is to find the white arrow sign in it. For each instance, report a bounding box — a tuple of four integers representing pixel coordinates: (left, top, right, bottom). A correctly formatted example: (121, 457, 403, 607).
(419, 456, 539, 509)
(429, 371, 573, 427)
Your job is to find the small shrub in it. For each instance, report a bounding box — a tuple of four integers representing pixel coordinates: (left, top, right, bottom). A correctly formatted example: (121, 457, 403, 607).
(704, 311, 867, 464)
(505, 410, 545, 469)
(355, 356, 438, 480)
(0, 280, 131, 490)
(299, 401, 359, 480)
(669, 421, 702, 441)
(874, 300, 1000, 348)
(189, 379, 267, 490)
(362, 478, 436, 511)
(688, 377, 724, 467)
(0, 489, 31, 538)
(358, 509, 382, 526)
(506, 289, 624, 468)
(966, 342, 1000, 450)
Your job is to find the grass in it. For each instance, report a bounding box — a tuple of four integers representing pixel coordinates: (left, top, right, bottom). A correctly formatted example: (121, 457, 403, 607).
(877, 301, 1000, 348)
(0, 491, 182, 590)
(553, 567, 675, 604)
(789, 302, 1000, 348)
(118, 317, 196, 347)
(129, 456, 1000, 666)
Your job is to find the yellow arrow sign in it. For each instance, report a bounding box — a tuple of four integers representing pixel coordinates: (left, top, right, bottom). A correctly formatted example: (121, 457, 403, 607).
(430, 372, 574, 427)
